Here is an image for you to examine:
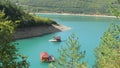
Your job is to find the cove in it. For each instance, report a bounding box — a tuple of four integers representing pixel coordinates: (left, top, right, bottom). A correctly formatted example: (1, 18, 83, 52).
(16, 14, 119, 68)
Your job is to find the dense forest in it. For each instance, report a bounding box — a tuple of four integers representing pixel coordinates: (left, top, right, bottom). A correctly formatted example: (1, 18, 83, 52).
(10, 0, 120, 15)
(0, 0, 57, 28)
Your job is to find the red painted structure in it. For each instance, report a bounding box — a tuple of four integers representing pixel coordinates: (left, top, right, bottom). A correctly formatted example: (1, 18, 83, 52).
(40, 52, 49, 62)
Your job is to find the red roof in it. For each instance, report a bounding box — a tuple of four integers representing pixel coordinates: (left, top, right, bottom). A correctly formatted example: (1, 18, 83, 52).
(40, 52, 49, 60)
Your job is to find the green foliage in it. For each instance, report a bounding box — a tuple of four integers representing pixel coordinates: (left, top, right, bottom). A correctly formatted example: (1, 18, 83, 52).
(33, 16, 56, 25)
(0, 0, 56, 28)
(118, 0, 120, 3)
(49, 34, 87, 68)
(94, 24, 120, 68)
(110, 6, 120, 18)
(0, 10, 29, 68)
(10, 0, 120, 15)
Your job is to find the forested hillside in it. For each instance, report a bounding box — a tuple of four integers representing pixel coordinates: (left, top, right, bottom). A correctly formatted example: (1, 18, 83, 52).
(0, 0, 56, 28)
(10, 0, 120, 15)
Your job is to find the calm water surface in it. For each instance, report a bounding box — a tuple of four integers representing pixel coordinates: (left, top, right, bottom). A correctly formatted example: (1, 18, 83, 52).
(16, 14, 119, 68)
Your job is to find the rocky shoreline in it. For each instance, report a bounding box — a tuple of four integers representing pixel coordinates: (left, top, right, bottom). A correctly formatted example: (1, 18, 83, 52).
(14, 24, 70, 40)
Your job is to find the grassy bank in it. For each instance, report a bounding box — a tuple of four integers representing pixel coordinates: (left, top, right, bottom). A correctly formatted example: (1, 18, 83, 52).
(0, 0, 57, 28)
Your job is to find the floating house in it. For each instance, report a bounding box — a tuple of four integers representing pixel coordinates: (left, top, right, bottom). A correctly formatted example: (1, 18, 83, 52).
(49, 36, 61, 42)
(54, 36, 61, 42)
(40, 52, 49, 62)
(40, 52, 55, 62)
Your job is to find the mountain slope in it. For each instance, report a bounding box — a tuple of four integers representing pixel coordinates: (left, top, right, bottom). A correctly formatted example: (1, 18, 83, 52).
(10, 0, 120, 15)
(0, 0, 57, 28)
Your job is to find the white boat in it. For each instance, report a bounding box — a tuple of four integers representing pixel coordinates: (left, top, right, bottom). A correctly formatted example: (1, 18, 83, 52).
(49, 39, 57, 42)
(49, 36, 61, 42)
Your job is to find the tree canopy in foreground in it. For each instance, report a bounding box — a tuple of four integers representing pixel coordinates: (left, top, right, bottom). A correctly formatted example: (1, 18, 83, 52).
(0, 10, 29, 68)
(94, 24, 120, 68)
(49, 34, 87, 68)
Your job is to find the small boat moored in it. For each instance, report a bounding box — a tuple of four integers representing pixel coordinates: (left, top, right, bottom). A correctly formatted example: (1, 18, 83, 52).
(49, 36, 61, 42)
(48, 55, 55, 62)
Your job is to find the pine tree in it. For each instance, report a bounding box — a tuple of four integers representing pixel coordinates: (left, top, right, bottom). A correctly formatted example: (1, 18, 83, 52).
(94, 24, 120, 68)
(49, 34, 87, 68)
(0, 10, 29, 68)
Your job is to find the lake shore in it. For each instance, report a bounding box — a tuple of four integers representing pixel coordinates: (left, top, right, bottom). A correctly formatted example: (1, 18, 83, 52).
(15, 12, 116, 40)
(14, 24, 71, 40)
(32, 12, 116, 18)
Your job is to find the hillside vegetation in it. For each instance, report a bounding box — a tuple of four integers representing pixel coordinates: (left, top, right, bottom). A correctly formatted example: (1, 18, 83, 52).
(0, 0, 57, 28)
(10, 0, 120, 15)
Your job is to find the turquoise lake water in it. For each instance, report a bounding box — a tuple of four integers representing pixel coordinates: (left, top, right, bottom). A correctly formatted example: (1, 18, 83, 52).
(16, 14, 120, 68)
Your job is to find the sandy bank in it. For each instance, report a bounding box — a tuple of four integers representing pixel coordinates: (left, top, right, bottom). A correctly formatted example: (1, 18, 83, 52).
(14, 24, 71, 40)
(33, 12, 116, 18)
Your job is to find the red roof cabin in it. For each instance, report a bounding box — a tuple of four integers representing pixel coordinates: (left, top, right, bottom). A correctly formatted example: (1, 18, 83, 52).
(40, 52, 55, 62)
(40, 52, 49, 62)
